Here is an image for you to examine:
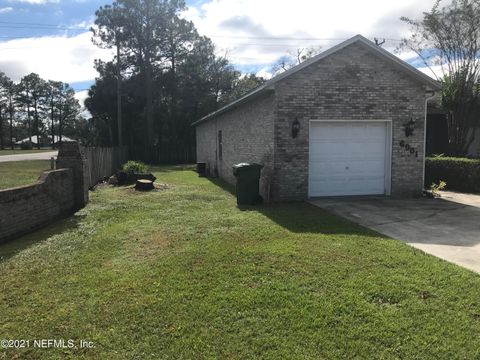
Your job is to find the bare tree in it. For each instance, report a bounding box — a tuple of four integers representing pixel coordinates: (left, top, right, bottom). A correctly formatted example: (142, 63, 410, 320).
(272, 46, 322, 75)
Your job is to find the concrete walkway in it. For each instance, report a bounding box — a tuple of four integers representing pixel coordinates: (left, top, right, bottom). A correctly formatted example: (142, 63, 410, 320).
(310, 191, 480, 273)
(0, 151, 57, 163)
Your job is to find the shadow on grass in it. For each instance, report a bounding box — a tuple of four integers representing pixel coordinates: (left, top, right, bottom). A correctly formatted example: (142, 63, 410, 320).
(206, 176, 381, 237)
(0, 215, 84, 262)
(150, 164, 196, 173)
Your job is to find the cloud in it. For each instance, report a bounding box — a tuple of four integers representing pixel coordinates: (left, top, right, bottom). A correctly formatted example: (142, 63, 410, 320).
(219, 15, 270, 37)
(0, 7, 13, 13)
(7, 0, 59, 4)
(183, 0, 438, 73)
(0, 0, 439, 101)
(0, 32, 113, 84)
(0, 60, 29, 78)
(74, 89, 89, 107)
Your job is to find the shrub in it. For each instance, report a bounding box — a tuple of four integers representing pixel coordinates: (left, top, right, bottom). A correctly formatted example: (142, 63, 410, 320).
(425, 157, 480, 193)
(20, 141, 33, 150)
(122, 161, 149, 175)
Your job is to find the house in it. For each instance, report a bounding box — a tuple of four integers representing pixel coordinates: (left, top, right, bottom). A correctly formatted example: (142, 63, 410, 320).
(15, 136, 41, 145)
(15, 135, 74, 146)
(51, 135, 75, 145)
(194, 35, 441, 202)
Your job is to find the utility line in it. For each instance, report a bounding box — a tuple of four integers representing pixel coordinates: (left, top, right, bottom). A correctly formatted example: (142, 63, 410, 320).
(0, 41, 399, 50)
(0, 20, 402, 42)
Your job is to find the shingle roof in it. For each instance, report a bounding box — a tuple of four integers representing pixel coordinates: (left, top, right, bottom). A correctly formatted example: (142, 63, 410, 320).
(193, 34, 441, 126)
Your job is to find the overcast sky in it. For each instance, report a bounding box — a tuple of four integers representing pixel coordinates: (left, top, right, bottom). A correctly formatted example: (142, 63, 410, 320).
(0, 0, 438, 107)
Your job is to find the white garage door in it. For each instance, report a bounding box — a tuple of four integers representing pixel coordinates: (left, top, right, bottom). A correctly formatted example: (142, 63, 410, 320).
(309, 121, 389, 197)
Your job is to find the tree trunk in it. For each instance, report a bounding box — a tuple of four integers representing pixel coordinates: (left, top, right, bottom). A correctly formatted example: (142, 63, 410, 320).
(170, 46, 177, 145)
(116, 36, 123, 147)
(144, 2, 154, 157)
(59, 106, 62, 145)
(34, 97, 40, 149)
(26, 89, 32, 145)
(9, 95, 13, 150)
(0, 105, 4, 150)
(51, 103, 55, 150)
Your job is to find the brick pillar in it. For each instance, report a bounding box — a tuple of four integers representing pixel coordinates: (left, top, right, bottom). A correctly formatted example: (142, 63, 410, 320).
(56, 142, 89, 210)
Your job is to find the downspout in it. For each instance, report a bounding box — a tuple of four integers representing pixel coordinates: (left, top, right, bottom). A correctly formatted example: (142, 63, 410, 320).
(423, 90, 437, 190)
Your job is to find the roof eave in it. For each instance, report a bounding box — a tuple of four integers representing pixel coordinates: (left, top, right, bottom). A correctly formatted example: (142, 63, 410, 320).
(193, 34, 442, 126)
(192, 86, 275, 126)
(354, 35, 442, 91)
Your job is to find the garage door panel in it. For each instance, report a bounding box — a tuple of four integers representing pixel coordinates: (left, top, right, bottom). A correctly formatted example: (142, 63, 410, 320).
(310, 176, 386, 197)
(310, 141, 386, 158)
(310, 136, 385, 150)
(309, 160, 385, 176)
(311, 123, 386, 141)
(309, 121, 389, 197)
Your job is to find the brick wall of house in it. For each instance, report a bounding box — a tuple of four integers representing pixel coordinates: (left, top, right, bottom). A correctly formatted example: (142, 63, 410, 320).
(273, 42, 427, 201)
(0, 169, 75, 242)
(196, 92, 276, 201)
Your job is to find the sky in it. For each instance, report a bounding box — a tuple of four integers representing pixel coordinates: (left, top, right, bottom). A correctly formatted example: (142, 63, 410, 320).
(0, 0, 440, 109)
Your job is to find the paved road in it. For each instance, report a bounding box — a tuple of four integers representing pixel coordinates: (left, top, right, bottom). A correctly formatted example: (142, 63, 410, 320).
(311, 191, 480, 273)
(0, 151, 58, 163)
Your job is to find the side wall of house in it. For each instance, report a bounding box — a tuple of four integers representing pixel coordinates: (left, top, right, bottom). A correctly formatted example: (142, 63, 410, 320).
(196, 118, 217, 175)
(196, 93, 275, 201)
(273, 42, 427, 201)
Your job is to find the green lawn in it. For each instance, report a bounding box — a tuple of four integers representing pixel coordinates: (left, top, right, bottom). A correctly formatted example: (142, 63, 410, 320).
(1, 166, 480, 359)
(0, 160, 51, 190)
(0, 149, 55, 156)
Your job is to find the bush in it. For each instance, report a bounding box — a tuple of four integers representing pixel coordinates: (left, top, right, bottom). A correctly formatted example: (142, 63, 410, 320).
(122, 161, 149, 175)
(20, 141, 33, 150)
(425, 157, 480, 193)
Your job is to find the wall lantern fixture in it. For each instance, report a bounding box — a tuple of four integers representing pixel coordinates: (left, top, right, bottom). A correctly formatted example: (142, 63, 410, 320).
(404, 117, 416, 137)
(292, 118, 301, 138)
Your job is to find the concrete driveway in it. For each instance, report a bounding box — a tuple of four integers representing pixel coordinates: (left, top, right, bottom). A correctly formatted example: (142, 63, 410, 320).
(0, 151, 57, 163)
(310, 191, 480, 273)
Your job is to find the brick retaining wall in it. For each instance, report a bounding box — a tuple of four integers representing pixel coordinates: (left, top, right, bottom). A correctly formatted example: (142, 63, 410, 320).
(0, 142, 89, 243)
(0, 169, 74, 242)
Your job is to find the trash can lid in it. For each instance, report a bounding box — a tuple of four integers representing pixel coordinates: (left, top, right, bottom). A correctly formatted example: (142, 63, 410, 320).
(233, 163, 263, 169)
(233, 163, 251, 168)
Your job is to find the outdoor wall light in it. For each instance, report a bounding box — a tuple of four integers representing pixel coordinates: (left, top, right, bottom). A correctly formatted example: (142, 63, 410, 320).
(404, 117, 416, 137)
(292, 118, 301, 138)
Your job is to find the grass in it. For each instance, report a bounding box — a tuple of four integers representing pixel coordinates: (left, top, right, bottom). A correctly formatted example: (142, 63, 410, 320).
(0, 149, 55, 156)
(0, 160, 51, 190)
(1, 165, 480, 359)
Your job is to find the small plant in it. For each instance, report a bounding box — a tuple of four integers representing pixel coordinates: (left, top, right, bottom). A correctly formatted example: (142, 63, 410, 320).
(430, 180, 447, 197)
(122, 161, 149, 175)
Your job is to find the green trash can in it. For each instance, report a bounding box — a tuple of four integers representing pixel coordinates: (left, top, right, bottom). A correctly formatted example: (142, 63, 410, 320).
(232, 163, 263, 205)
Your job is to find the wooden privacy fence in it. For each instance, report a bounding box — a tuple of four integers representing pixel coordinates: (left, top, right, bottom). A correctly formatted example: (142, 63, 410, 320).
(129, 143, 195, 164)
(83, 146, 129, 188)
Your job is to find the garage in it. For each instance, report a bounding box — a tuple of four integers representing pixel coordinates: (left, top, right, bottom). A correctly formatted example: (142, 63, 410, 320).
(195, 35, 441, 201)
(309, 121, 391, 197)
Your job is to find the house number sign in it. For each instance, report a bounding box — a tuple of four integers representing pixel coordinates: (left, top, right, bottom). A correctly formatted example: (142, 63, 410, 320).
(399, 117, 419, 157)
(399, 140, 418, 158)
